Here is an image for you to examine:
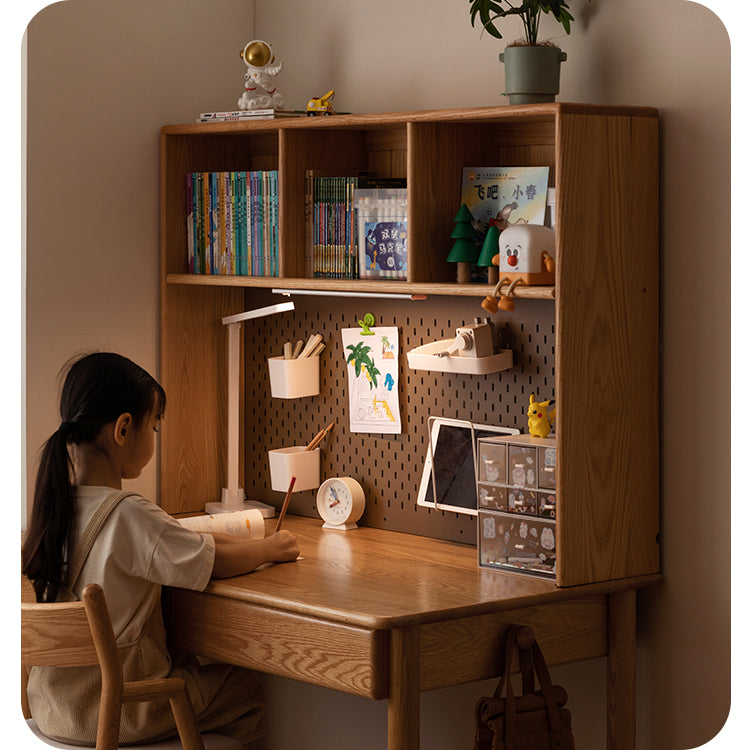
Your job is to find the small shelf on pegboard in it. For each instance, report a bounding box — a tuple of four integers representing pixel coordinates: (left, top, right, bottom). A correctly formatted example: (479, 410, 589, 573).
(407, 340, 513, 375)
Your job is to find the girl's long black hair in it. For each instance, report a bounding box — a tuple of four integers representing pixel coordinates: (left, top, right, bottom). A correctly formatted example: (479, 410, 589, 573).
(21, 352, 166, 603)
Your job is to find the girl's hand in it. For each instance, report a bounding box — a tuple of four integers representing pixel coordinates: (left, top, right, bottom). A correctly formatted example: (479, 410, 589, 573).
(209, 530, 300, 578)
(267, 530, 300, 563)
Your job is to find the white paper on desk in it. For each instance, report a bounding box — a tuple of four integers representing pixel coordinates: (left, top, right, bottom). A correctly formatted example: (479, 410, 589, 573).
(341, 326, 402, 434)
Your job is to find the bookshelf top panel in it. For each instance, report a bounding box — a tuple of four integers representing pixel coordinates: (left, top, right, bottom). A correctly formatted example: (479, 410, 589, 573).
(161, 103, 659, 136)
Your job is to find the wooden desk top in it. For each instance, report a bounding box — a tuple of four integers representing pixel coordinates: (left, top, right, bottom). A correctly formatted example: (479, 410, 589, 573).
(202, 515, 661, 630)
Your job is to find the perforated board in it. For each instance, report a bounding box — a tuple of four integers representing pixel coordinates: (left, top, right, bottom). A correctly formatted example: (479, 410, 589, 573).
(243, 290, 555, 545)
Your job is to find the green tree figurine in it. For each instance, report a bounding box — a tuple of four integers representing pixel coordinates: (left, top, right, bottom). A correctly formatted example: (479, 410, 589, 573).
(447, 204, 479, 284)
(477, 224, 500, 285)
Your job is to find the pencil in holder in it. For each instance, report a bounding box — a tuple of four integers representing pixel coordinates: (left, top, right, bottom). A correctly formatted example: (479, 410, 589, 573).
(268, 446, 321, 492)
(268, 355, 320, 398)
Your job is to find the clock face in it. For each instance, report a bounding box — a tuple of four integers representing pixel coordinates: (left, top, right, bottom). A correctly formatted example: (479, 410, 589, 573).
(316, 477, 365, 530)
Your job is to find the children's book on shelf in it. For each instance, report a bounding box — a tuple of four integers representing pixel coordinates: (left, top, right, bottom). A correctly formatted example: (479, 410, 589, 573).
(185, 169, 279, 277)
(461, 167, 549, 237)
(355, 187, 408, 280)
(304, 172, 407, 280)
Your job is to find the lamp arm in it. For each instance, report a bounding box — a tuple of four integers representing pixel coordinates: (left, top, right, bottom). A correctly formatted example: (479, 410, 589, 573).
(226, 321, 242, 505)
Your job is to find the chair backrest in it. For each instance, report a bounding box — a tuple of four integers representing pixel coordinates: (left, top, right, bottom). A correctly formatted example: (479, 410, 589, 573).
(22, 583, 122, 675)
(21, 582, 126, 747)
(21, 597, 100, 667)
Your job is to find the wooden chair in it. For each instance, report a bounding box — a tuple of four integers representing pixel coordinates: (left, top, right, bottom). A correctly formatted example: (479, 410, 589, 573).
(21, 583, 243, 750)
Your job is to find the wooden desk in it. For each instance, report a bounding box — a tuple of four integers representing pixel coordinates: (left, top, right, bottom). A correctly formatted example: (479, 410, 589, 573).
(164, 516, 661, 750)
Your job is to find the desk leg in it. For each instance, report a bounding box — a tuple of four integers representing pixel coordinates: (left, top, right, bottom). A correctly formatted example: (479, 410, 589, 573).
(388, 627, 420, 750)
(607, 589, 636, 750)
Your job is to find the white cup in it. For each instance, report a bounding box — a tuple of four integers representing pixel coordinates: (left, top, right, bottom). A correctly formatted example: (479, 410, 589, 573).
(268, 356, 320, 398)
(268, 445, 321, 492)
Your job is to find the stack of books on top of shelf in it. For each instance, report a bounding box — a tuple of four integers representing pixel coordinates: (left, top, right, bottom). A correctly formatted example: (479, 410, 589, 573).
(305, 172, 407, 279)
(196, 109, 306, 123)
(186, 170, 279, 277)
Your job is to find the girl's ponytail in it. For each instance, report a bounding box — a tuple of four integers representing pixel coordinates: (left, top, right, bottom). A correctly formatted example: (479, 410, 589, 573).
(22, 426, 76, 602)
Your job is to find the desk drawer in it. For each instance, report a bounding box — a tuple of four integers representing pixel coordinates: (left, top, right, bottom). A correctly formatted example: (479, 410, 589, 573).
(165, 590, 388, 699)
(418, 596, 608, 691)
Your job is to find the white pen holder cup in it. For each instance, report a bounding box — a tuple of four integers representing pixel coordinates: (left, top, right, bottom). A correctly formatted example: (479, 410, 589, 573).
(268, 356, 320, 398)
(268, 446, 321, 492)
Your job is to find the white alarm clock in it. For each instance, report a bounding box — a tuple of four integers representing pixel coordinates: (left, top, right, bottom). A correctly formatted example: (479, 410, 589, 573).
(316, 477, 365, 530)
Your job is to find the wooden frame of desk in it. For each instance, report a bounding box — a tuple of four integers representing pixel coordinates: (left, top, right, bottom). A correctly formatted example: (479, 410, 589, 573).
(164, 516, 660, 749)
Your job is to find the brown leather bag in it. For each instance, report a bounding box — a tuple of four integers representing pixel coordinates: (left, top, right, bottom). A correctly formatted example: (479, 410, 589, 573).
(474, 625, 575, 750)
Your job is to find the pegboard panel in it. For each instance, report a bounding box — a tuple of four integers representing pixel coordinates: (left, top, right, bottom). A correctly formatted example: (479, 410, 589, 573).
(242, 290, 555, 545)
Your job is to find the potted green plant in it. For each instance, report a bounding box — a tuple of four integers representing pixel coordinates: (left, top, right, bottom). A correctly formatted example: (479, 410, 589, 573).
(469, 1, 579, 104)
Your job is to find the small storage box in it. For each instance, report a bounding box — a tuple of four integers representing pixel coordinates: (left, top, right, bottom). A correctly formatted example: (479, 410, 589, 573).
(508, 444, 538, 488)
(476, 435, 557, 578)
(478, 483, 508, 512)
(507, 488, 538, 516)
(478, 441, 507, 483)
(479, 510, 556, 577)
(538, 491, 557, 518)
(538, 445, 557, 489)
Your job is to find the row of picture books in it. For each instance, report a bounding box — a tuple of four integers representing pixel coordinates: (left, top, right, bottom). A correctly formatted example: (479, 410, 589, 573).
(183, 164, 551, 279)
(305, 172, 408, 280)
(186, 170, 279, 276)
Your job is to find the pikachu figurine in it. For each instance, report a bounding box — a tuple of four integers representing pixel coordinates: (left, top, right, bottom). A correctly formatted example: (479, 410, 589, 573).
(527, 394, 556, 438)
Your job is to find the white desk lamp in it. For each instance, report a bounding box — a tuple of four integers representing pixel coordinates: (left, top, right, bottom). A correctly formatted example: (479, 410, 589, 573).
(205, 300, 295, 516)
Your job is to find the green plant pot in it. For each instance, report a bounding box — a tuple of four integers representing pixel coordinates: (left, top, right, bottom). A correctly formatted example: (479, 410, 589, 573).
(499, 45, 567, 105)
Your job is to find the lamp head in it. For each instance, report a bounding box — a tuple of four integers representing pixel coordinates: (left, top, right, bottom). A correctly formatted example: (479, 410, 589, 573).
(222, 301, 295, 326)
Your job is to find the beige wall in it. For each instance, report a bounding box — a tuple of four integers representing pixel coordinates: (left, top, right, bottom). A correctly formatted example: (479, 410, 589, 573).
(24, 0, 254, 509)
(23, 1, 732, 749)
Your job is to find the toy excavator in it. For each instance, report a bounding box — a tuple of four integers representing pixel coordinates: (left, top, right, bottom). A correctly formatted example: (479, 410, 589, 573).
(306, 89, 336, 116)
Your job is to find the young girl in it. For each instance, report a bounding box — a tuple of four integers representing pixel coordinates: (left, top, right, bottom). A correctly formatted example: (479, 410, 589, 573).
(22, 352, 299, 747)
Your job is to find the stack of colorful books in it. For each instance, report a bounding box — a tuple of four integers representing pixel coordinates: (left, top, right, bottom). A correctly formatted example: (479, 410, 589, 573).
(305, 173, 407, 279)
(186, 170, 279, 276)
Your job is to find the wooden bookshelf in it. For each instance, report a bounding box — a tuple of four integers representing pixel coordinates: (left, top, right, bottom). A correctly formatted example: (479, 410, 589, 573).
(159, 103, 660, 587)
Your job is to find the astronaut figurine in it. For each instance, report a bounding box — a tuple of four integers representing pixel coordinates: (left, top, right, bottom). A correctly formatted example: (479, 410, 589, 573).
(238, 40, 285, 110)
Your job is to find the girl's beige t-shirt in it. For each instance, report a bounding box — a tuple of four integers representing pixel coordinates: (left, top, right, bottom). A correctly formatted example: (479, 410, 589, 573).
(71, 485, 216, 645)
